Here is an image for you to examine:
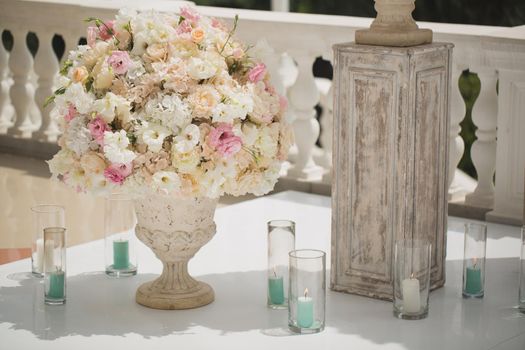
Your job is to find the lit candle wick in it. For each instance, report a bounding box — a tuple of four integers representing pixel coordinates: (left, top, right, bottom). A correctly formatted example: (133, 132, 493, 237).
(473, 257, 478, 269)
(304, 288, 309, 298)
(273, 268, 277, 278)
(410, 272, 415, 279)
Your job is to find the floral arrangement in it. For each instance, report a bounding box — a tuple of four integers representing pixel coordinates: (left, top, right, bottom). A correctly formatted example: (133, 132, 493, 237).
(47, 7, 292, 198)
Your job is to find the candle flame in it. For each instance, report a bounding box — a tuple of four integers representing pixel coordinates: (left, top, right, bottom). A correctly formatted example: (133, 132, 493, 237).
(273, 268, 277, 278)
(304, 288, 309, 298)
(410, 273, 415, 279)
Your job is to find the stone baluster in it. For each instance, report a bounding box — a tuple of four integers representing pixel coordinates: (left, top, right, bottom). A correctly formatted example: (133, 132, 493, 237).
(34, 31, 61, 142)
(319, 84, 333, 183)
(0, 28, 14, 134)
(465, 69, 498, 208)
(286, 53, 323, 180)
(447, 67, 466, 200)
(8, 29, 36, 138)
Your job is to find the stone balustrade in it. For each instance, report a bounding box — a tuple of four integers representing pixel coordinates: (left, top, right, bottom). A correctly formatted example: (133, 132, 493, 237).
(0, 0, 523, 224)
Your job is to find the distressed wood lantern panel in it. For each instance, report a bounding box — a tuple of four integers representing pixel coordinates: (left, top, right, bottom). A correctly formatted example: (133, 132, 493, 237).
(331, 43, 453, 300)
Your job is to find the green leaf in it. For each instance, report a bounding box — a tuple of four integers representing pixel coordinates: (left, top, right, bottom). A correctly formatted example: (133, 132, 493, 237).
(59, 60, 73, 76)
(178, 16, 185, 25)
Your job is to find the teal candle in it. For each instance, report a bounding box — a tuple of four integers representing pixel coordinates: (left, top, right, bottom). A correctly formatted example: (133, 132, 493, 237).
(113, 240, 130, 269)
(47, 271, 65, 299)
(465, 266, 482, 294)
(268, 276, 285, 305)
(297, 294, 314, 328)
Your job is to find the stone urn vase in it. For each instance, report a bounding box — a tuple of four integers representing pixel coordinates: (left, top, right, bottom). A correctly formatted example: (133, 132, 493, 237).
(134, 194, 218, 310)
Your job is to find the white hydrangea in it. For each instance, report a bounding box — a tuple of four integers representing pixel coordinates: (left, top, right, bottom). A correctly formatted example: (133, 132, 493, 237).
(212, 88, 253, 123)
(144, 94, 191, 132)
(103, 130, 136, 164)
(63, 82, 94, 114)
(64, 116, 93, 156)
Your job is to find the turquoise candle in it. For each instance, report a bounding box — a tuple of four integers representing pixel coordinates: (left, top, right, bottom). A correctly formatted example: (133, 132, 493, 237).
(297, 291, 314, 328)
(268, 276, 285, 305)
(47, 271, 65, 299)
(113, 240, 130, 269)
(465, 266, 482, 294)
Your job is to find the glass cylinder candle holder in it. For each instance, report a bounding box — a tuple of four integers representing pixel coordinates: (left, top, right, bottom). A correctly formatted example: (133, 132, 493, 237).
(288, 249, 326, 334)
(462, 223, 487, 298)
(31, 205, 65, 277)
(105, 194, 138, 277)
(267, 220, 295, 309)
(44, 227, 66, 305)
(393, 240, 432, 320)
(518, 226, 525, 313)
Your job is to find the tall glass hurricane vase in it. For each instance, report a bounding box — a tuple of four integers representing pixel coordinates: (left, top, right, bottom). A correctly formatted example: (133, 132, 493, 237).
(267, 220, 295, 309)
(31, 205, 65, 277)
(462, 223, 487, 298)
(393, 240, 432, 320)
(288, 249, 326, 334)
(105, 194, 138, 277)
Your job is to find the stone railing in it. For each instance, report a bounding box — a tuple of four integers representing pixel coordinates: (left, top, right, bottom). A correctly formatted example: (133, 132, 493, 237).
(0, 0, 524, 225)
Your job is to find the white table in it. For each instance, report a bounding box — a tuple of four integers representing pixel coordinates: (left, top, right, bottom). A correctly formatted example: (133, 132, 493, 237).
(1, 191, 524, 350)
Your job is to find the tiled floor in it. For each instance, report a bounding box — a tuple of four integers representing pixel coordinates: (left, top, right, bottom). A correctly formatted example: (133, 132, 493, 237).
(0, 153, 254, 265)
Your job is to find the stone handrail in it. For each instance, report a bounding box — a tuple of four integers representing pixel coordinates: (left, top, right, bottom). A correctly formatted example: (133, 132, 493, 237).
(0, 0, 523, 224)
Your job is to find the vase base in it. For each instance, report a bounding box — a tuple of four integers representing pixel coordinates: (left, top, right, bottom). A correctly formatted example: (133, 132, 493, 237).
(136, 280, 215, 310)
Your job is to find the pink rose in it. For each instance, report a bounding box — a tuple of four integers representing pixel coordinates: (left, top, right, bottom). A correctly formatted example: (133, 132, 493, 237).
(176, 20, 192, 35)
(248, 63, 266, 83)
(206, 123, 242, 158)
(211, 18, 227, 30)
(64, 105, 77, 122)
(103, 163, 132, 185)
(98, 20, 115, 41)
(87, 26, 97, 47)
(88, 116, 111, 145)
(180, 6, 200, 24)
(107, 51, 132, 75)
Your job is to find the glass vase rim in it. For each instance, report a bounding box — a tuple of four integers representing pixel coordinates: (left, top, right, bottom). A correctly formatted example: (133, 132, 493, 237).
(30, 204, 65, 213)
(43, 226, 66, 235)
(289, 249, 326, 259)
(268, 219, 296, 228)
(464, 222, 488, 229)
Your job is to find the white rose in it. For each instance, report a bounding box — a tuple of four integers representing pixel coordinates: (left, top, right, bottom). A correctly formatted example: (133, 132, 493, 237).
(188, 57, 217, 80)
(93, 93, 129, 124)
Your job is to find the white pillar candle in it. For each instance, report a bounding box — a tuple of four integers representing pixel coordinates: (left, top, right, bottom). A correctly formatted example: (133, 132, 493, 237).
(401, 277, 421, 313)
(36, 238, 44, 273)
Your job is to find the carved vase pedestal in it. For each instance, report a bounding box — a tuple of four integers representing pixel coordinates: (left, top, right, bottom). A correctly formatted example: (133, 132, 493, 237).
(331, 42, 453, 300)
(134, 195, 218, 310)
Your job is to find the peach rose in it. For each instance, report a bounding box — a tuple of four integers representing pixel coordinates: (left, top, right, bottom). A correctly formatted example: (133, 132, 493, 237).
(72, 66, 89, 83)
(191, 28, 205, 44)
(80, 152, 107, 175)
